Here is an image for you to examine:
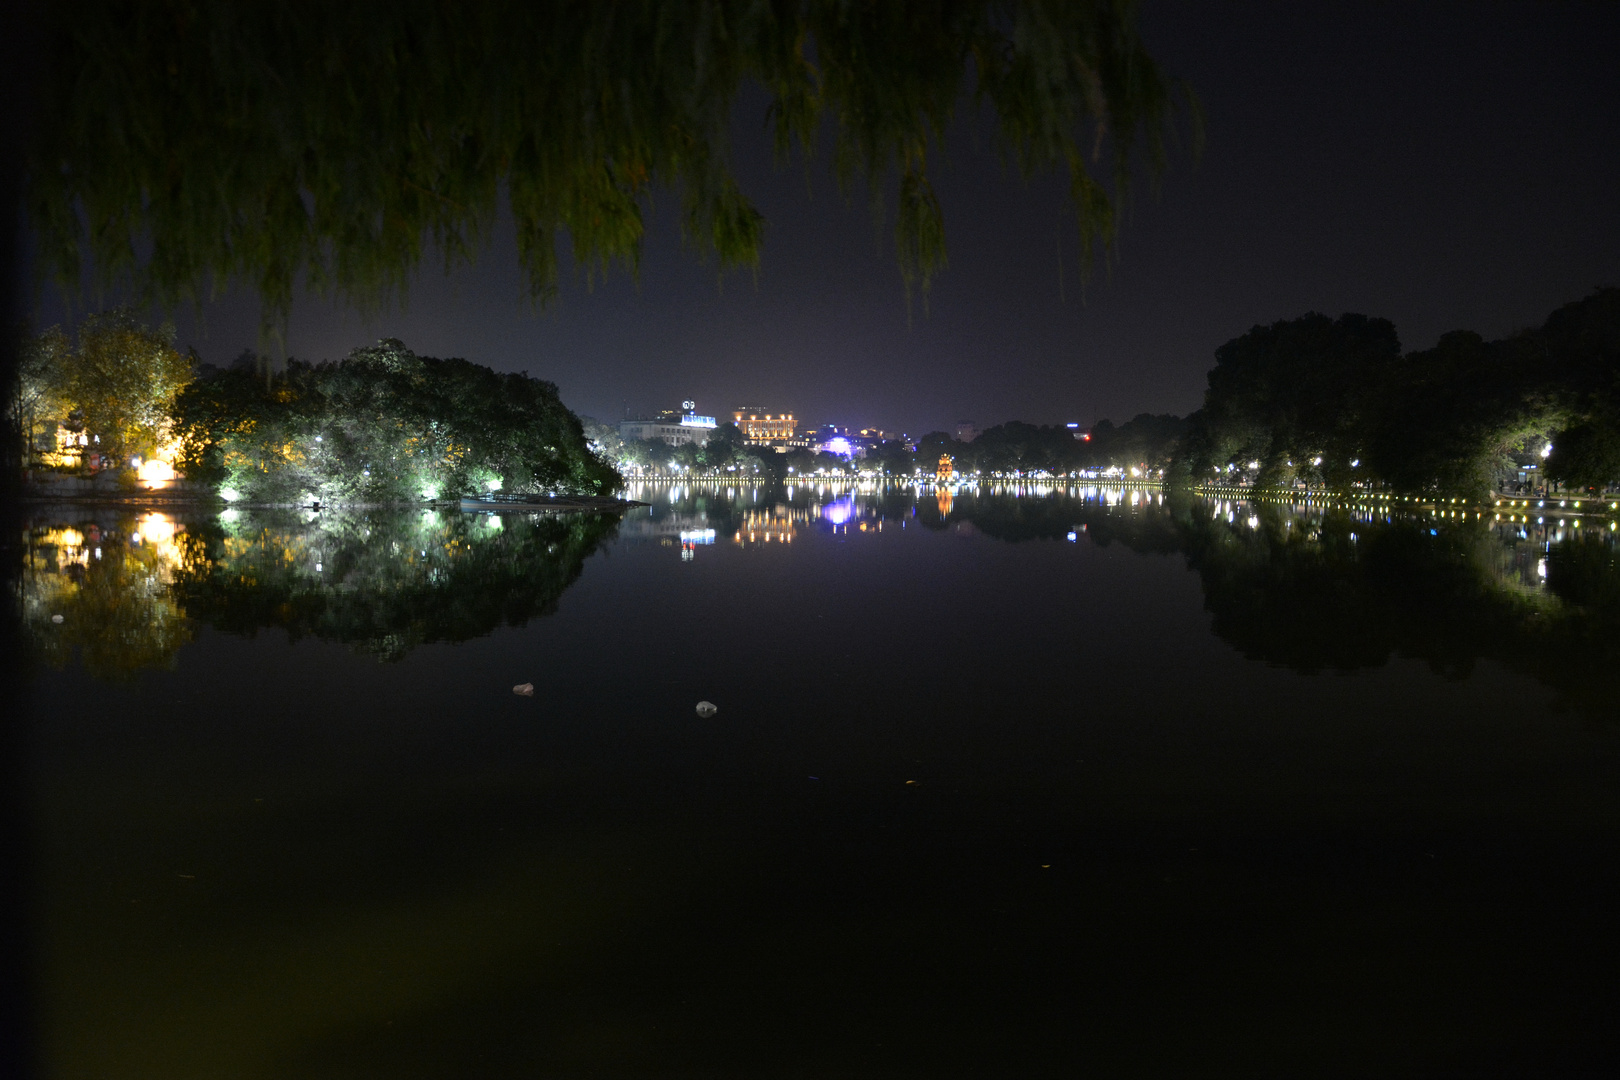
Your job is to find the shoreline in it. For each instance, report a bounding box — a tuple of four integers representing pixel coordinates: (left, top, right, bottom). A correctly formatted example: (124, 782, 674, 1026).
(19, 491, 647, 512)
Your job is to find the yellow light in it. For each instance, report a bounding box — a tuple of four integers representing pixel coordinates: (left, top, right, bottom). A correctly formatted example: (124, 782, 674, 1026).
(138, 513, 177, 543)
(138, 458, 177, 484)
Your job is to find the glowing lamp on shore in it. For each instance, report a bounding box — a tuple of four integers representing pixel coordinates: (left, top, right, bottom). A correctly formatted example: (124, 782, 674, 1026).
(137, 458, 177, 484)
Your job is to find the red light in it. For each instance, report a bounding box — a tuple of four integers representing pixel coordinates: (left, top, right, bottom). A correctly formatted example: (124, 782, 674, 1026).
(1082, 433, 1091, 441)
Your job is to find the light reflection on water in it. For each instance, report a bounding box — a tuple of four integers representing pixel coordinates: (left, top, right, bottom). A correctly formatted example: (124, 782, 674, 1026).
(21, 483, 1620, 708)
(20, 481, 1620, 1076)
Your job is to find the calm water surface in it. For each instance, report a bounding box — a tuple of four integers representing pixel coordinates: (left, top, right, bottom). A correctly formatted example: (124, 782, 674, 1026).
(22, 483, 1620, 1078)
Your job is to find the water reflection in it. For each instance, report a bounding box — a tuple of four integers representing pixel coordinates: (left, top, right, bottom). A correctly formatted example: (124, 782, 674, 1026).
(22, 512, 197, 678)
(23, 485, 1620, 712)
(22, 506, 622, 672)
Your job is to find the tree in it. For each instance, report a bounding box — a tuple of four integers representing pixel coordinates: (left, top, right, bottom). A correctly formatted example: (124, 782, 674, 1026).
(41, 310, 193, 465)
(1171, 313, 1401, 488)
(28, 1, 1192, 329)
(173, 338, 619, 501)
(1088, 413, 1186, 472)
(867, 439, 916, 476)
(13, 325, 69, 464)
(1545, 421, 1620, 492)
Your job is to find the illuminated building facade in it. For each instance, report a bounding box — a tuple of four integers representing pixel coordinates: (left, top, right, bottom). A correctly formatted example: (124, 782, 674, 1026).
(731, 406, 805, 450)
(619, 401, 717, 446)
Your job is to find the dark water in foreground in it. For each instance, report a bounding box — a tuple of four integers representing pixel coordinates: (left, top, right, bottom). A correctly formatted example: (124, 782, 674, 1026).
(20, 483, 1620, 1077)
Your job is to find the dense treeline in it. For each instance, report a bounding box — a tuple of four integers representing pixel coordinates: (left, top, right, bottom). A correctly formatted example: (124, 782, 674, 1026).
(913, 415, 1186, 476)
(175, 339, 617, 502)
(1170, 288, 1620, 495)
(602, 413, 1186, 478)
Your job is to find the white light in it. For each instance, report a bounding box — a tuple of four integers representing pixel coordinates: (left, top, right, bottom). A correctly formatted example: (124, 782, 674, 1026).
(220, 487, 241, 502)
(486, 479, 502, 491)
(1541, 443, 1553, 459)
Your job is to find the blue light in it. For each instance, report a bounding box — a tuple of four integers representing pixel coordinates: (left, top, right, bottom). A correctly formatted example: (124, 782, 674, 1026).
(823, 496, 855, 526)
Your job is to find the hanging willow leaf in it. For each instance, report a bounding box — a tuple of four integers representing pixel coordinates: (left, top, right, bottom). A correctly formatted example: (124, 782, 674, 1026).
(26, 0, 1194, 331)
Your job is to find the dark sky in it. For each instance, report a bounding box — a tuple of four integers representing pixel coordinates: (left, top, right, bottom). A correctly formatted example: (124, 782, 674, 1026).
(24, 1, 1620, 435)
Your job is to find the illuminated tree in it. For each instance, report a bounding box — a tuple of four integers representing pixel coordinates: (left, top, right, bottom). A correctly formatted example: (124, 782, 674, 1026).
(40, 310, 193, 464)
(28, 1, 1192, 328)
(173, 339, 618, 501)
(13, 325, 70, 465)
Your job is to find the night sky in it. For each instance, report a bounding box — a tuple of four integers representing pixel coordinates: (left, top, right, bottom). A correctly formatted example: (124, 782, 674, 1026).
(23, 1, 1620, 436)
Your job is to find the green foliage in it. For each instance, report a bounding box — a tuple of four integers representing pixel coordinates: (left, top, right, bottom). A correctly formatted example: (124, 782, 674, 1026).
(1174, 313, 1401, 488)
(29, 1, 1190, 328)
(173, 339, 619, 502)
(1084, 413, 1186, 471)
(913, 416, 1184, 476)
(1545, 421, 1620, 492)
(14, 325, 70, 459)
(24, 309, 194, 462)
(1171, 290, 1620, 496)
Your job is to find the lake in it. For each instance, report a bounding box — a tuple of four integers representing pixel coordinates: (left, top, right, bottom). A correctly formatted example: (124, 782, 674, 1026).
(20, 482, 1620, 1077)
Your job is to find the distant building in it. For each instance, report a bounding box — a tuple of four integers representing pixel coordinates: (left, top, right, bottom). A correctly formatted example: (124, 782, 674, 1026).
(955, 421, 978, 442)
(733, 406, 806, 450)
(620, 400, 716, 446)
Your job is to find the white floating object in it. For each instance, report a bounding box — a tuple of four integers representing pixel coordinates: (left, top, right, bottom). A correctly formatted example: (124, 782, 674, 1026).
(695, 700, 717, 717)
(513, 682, 534, 696)
(51, 614, 64, 624)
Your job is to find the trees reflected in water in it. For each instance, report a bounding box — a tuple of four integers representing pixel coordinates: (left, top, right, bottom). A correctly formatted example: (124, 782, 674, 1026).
(909, 485, 1620, 711)
(23, 508, 621, 674)
(22, 490, 1620, 713)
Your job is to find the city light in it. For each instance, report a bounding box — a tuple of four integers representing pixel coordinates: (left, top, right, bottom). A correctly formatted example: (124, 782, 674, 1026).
(823, 496, 855, 525)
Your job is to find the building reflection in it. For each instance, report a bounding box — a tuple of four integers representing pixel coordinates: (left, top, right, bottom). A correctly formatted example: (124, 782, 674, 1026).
(734, 504, 806, 546)
(26, 485, 1620, 704)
